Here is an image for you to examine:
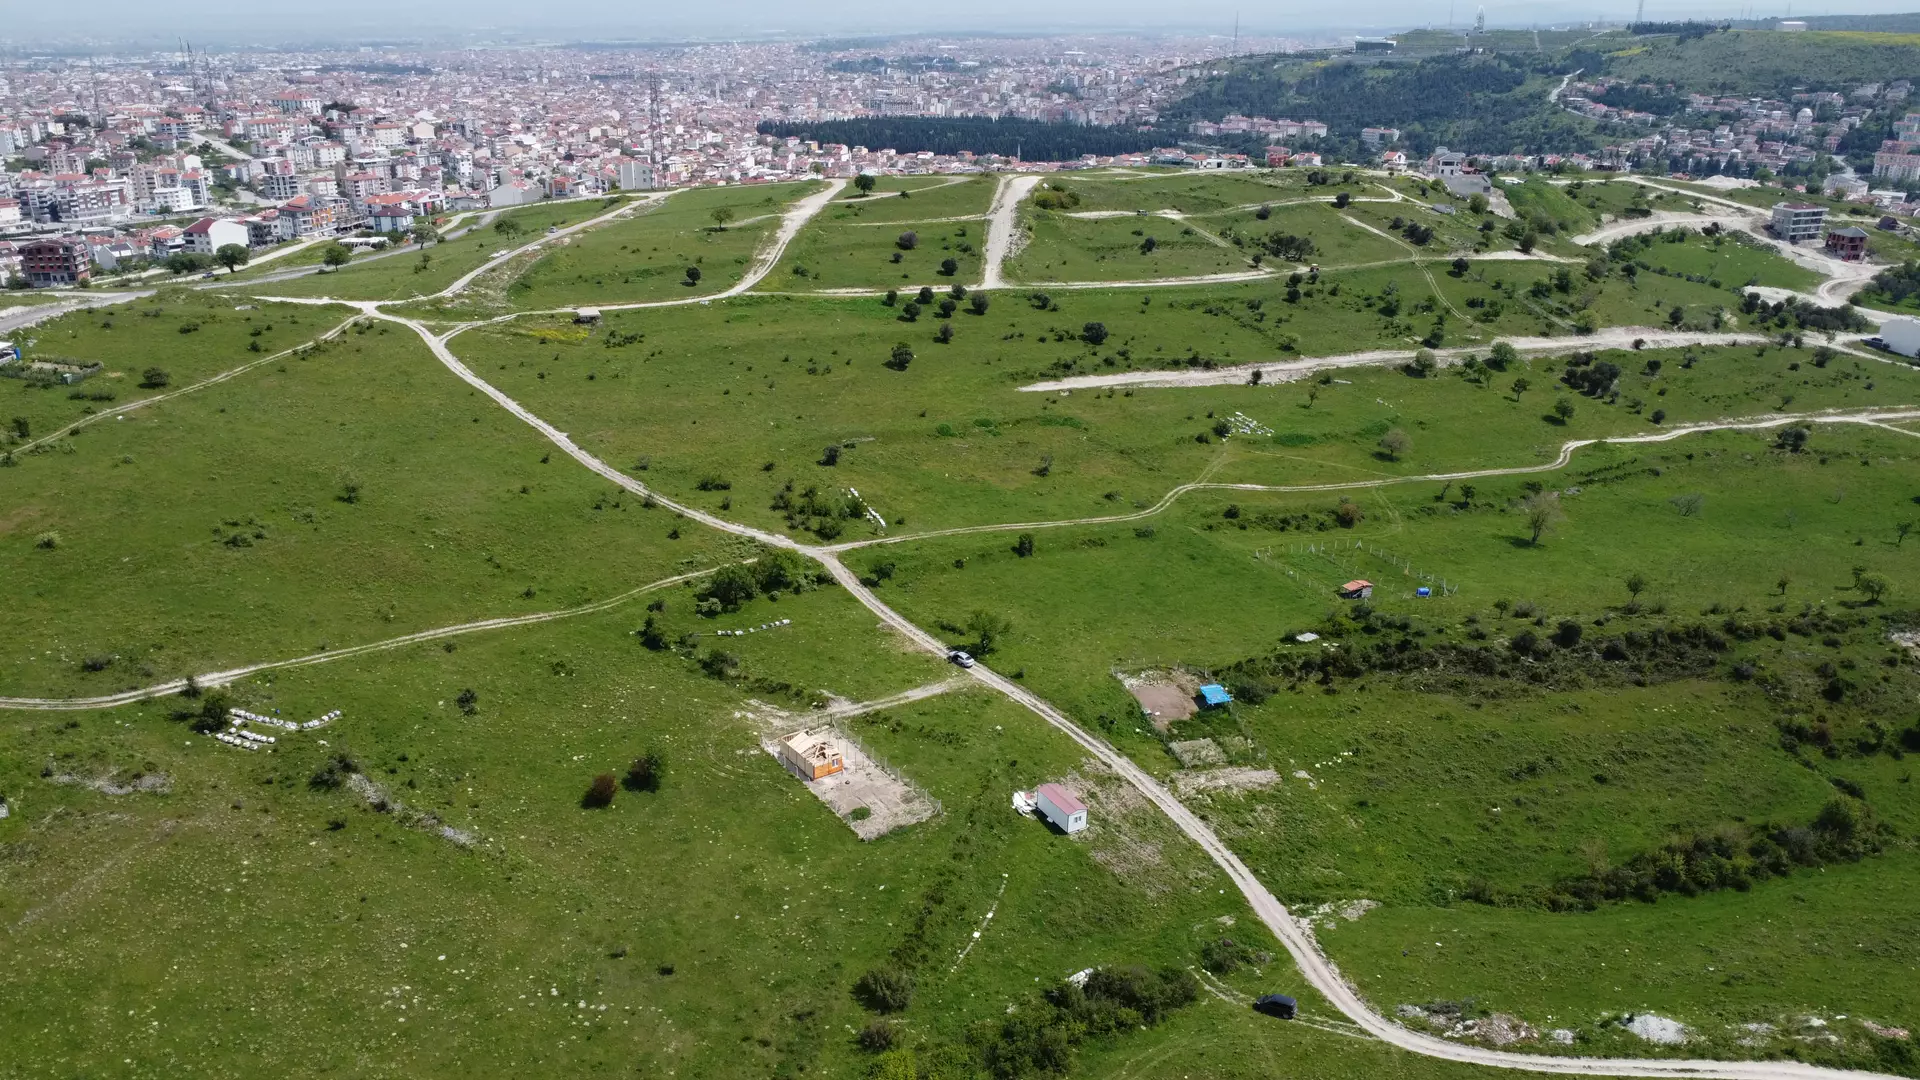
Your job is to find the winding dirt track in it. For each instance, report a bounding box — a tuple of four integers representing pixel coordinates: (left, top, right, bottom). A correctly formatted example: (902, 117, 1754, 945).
(0, 566, 722, 710)
(7, 170, 1907, 1079)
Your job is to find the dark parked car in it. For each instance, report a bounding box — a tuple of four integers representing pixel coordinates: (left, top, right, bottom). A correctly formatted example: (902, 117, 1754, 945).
(1253, 994, 1297, 1019)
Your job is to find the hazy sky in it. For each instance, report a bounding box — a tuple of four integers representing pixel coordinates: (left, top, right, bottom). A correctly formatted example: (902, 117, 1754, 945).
(7, 0, 1920, 46)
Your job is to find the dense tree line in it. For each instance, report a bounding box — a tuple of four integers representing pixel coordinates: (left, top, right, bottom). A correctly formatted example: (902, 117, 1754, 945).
(755, 117, 1160, 159)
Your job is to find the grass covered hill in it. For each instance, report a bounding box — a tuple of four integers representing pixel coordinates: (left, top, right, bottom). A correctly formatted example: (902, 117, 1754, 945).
(1602, 28, 1920, 96)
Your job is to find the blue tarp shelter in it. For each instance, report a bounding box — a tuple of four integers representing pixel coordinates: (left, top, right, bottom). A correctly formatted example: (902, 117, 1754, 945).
(1198, 684, 1233, 708)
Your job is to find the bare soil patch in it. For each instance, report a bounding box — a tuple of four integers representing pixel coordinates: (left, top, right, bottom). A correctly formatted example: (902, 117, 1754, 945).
(1171, 767, 1280, 798)
(1118, 670, 1198, 728)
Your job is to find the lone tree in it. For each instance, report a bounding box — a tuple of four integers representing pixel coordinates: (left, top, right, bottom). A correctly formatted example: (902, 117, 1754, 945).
(1013, 533, 1035, 558)
(900, 301, 921, 322)
(214, 243, 251, 272)
(1378, 428, 1410, 460)
(139, 367, 171, 389)
(1081, 321, 1108, 346)
(1522, 491, 1564, 546)
(1552, 397, 1576, 423)
(320, 243, 352, 269)
(853, 173, 877, 195)
(494, 217, 525, 237)
(886, 343, 914, 371)
(939, 257, 959, 276)
(896, 231, 918, 251)
(582, 773, 617, 808)
(965, 610, 1013, 656)
(1625, 573, 1647, 599)
(969, 293, 991, 316)
(710, 206, 735, 231)
(1854, 567, 1890, 604)
(935, 323, 954, 344)
(1775, 425, 1810, 453)
(1450, 256, 1470, 277)
(683, 265, 702, 286)
(1488, 341, 1519, 370)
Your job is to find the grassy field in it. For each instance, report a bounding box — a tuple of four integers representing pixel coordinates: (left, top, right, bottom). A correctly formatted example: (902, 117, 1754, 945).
(0, 302, 732, 699)
(1008, 213, 1257, 283)
(819, 176, 996, 224)
(248, 199, 620, 303)
(2, 291, 334, 448)
(0, 578, 1496, 1080)
(483, 182, 825, 313)
(10, 163, 1920, 1079)
(772, 218, 985, 291)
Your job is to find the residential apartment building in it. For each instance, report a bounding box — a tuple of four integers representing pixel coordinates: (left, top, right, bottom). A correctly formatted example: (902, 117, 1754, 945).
(20, 236, 91, 286)
(1770, 201, 1828, 243)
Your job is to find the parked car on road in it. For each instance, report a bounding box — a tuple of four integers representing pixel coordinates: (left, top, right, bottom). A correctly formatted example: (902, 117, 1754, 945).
(948, 650, 975, 668)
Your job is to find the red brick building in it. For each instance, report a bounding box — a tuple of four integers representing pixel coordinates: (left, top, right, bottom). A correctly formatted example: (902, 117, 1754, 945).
(1825, 226, 1869, 262)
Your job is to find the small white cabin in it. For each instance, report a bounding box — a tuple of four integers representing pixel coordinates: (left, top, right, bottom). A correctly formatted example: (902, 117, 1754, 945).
(1034, 783, 1088, 834)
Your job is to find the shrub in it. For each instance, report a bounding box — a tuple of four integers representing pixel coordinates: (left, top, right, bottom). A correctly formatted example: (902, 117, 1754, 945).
(853, 965, 915, 1013)
(625, 751, 664, 792)
(582, 773, 617, 808)
(1200, 937, 1257, 974)
(1080, 322, 1108, 346)
(309, 752, 359, 790)
(34, 531, 59, 550)
(857, 1019, 898, 1052)
(80, 654, 114, 672)
(140, 366, 171, 388)
(456, 688, 478, 715)
(896, 231, 918, 251)
(886, 343, 914, 371)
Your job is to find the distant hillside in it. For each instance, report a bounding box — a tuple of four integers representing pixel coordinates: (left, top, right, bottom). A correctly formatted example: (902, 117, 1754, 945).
(1601, 29, 1920, 96)
(1162, 52, 1601, 157)
(1733, 12, 1920, 32)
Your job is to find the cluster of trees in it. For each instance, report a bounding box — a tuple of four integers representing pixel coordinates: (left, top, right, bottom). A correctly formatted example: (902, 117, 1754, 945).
(1256, 232, 1317, 261)
(1739, 291, 1871, 333)
(1559, 351, 1623, 397)
(695, 550, 820, 611)
(769, 481, 866, 540)
(1863, 260, 1920, 307)
(755, 117, 1160, 159)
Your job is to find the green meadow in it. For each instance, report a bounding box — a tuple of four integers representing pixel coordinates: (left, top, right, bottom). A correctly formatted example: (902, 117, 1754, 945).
(5, 168, 1917, 1079)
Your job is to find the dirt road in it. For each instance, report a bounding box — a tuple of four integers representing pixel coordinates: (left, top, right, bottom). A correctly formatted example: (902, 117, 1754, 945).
(980, 174, 1042, 290)
(1018, 326, 1779, 392)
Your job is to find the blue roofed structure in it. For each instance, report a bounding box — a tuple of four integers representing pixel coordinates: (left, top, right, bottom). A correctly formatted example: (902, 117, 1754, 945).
(1198, 684, 1233, 708)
